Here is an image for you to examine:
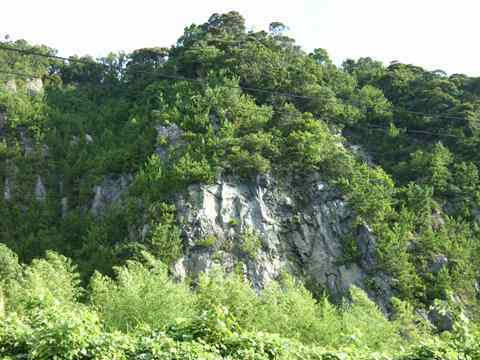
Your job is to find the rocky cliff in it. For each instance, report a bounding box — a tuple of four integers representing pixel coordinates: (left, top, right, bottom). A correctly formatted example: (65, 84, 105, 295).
(0, 111, 392, 308)
(173, 173, 392, 307)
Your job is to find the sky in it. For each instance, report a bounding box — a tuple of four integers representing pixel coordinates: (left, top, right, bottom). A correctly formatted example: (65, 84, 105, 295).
(1, 0, 479, 76)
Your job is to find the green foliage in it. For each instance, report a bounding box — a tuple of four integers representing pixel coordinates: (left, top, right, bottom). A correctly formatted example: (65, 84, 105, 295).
(1, 11, 480, 358)
(0, 244, 22, 285)
(1, 251, 479, 359)
(0, 307, 134, 360)
(341, 286, 400, 351)
(27, 306, 129, 360)
(253, 275, 323, 343)
(10, 251, 82, 312)
(148, 203, 184, 265)
(239, 228, 262, 259)
(195, 270, 258, 328)
(196, 234, 217, 248)
(90, 254, 195, 332)
(338, 163, 396, 225)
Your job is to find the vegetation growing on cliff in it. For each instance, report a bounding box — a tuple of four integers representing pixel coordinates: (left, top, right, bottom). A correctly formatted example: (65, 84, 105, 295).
(1, 11, 480, 357)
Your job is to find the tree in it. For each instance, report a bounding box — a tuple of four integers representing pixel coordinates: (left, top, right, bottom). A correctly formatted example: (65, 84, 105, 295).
(203, 11, 246, 37)
(269, 22, 288, 36)
(311, 48, 332, 66)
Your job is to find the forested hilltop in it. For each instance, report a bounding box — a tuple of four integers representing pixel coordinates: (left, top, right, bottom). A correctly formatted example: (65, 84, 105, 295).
(1, 11, 480, 359)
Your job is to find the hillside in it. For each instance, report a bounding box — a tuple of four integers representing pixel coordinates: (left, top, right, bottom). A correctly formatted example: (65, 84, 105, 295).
(1, 12, 480, 359)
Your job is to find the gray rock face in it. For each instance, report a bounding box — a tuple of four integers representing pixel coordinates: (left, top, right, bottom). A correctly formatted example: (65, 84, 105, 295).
(91, 175, 133, 216)
(35, 176, 46, 202)
(346, 143, 375, 166)
(155, 124, 184, 159)
(26, 78, 43, 96)
(3, 177, 12, 201)
(428, 307, 454, 332)
(174, 174, 388, 301)
(19, 130, 34, 156)
(61, 197, 68, 217)
(429, 254, 449, 274)
(356, 224, 377, 269)
(0, 112, 6, 131)
(5, 80, 17, 93)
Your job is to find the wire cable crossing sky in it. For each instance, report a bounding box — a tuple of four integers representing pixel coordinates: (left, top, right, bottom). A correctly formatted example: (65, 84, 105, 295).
(1, 0, 479, 76)
(0, 43, 474, 127)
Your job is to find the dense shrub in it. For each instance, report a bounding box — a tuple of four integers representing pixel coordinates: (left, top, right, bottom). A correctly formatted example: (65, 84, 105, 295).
(90, 254, 195, 332)
(0, 251, 478, 359)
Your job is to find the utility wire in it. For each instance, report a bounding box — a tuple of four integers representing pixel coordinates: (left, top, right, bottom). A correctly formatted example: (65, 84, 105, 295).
(0, 44, 101, 66)
(0, 66, 471, 134)
(0, 45, 476, 127)
(391, 109, 473, 121)
(0, 44, 475, 120)
(365, 124, 461, 139)
(0, 66, 321, 100)
(0, 44, 474, 121)
(0, 68, 468, 141)
(0, 69, 40, 78)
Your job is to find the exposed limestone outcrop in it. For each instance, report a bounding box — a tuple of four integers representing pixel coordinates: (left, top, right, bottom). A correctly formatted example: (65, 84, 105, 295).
(34, 176, 46, 202)
(61, 197, 68, 217)
(1, 117, 392, 306)
(174, 173, 392, 306)
(91, 175, 133, 216)
(356, 224, 377, 269)
(26, 78, 43, 96)
(3, 177, 12, 201)
(345, 143, 375, 166)
(19, 130, 34, 156)
(155, 123, 184, 159)
(0, 112, 6, 131)
(428, 304, 454, 332)
(2, 117, 391, 305)
(2, 78, 43, 95)
(5, 80, 17, 93)
(429, 254, 449, 274)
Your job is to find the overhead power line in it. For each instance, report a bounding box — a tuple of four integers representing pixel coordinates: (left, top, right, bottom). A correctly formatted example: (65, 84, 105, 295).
(0, 68, 468, 141)
(0, 44, 101, 66)
(0, 65, 471, 128)
(366, 124, 461, 139)
(392, 109, 471, 121)
(0, 69, 39, 78)
(0, 44, 476, 124)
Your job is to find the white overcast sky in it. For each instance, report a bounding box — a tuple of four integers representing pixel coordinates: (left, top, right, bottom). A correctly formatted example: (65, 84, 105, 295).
(1, 0, 478, 75)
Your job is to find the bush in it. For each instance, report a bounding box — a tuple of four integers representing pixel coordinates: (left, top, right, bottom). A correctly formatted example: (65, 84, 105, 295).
(195, 270, 258, 329)
(90, 254, 195, 332)
(196, 234, 217, 248)
(239, 228, 262, 259)
(9, 251, 82, 312)
(149, 211, 183, 265)
(0, 244, 22, 282)
(340, 286, 402, 352)
(0, 307, 134, 360)
(254, 274, 321, 343)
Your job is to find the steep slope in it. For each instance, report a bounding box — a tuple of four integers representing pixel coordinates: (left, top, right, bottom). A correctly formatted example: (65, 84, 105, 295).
(0, 12, 479, 349)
